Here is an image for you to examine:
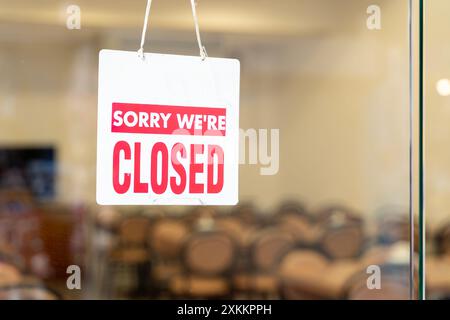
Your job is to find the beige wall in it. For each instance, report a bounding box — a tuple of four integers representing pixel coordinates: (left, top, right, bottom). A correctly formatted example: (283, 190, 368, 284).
(0, 0, 414, 217)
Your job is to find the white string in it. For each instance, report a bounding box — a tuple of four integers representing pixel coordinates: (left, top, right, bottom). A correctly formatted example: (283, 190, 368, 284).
(137, 0, 152, 59)
(138, 0, 207, 61)
(190, 0, 208, 60)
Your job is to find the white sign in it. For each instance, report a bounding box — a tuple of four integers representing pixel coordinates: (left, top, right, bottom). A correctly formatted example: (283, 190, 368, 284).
(96, 49, 240, 205)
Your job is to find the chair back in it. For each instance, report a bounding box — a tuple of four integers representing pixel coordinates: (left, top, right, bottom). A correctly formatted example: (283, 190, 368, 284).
(118, 215, 150, 246)
(250, 228, 295, 272)
(183, 231, 235, 276)
(150, 219, 189, 260)
(0, 284, 61, 300)
(320, 223, 365, 259)
(343, 264, 410, 300)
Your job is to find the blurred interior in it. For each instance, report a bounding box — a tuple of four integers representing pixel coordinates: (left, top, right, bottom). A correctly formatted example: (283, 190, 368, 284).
(0, 0, 448, 300)
(424, 0, 450, 301)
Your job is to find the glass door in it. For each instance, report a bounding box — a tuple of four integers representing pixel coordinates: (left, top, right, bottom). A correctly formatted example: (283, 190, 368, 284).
(0, 0, 414, 300)
(422, 0, 450, 300)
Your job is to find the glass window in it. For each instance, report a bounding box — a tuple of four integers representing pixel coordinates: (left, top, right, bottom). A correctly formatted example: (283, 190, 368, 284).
(424, 0, 450, 301)
(0, 0, 413, 300)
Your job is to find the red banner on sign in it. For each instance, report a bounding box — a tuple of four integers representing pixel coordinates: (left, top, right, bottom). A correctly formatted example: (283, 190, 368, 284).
(111, 103, 226, 136)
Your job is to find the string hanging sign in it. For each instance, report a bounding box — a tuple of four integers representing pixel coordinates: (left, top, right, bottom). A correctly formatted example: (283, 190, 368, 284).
(96, 0, 240, 205)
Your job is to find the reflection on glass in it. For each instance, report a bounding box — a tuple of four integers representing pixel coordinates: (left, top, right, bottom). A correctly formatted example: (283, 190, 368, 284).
(0, 0, 413, 300)
(424, 0, 450, 301)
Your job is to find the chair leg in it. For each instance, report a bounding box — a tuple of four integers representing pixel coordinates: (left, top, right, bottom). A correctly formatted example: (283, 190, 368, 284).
(102, 261, 117, 299)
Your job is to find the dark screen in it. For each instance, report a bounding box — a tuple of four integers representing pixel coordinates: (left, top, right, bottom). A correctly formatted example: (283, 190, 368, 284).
(0, 147, 56, 201)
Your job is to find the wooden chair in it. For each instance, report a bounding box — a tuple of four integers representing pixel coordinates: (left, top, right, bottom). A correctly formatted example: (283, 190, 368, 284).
(343, 264, 411, 300)
(148, 218, 189, 295)
(376, 213, 418, 252)
(183, 207, 217, 228)
(315, 205, 361, 226)
(277, 214, 319, 245)
(0, 283, 61, 300)
(435, 223, 450, 256)
(0, 190, 42, 275)
(105, 215, 151, 298)
(91, 207, 122, 298)
(278, 248, 364, 300)
(214, 215, 252, 248)
(230, 202, 258, 226)
(0, 262, 22, 288)
(278, 249, 329, 299)
(233, 228, 295, 298)
(95, 206, 121, 232)
(314, 206, 366, 260)
(277, 200, 310, 219)
(319, 223, 365, 260)
(426, 255, 450, 299)
(0, 244, 24, 273)
(169, 230, 236, 299)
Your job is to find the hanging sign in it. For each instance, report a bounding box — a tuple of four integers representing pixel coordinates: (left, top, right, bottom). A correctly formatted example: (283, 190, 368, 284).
(96, 50, 240, 205)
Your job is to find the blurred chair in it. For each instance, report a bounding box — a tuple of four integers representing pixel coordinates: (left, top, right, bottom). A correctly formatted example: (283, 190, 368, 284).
(148, 217, 189, 295)
(183, 207, 216, 228)
(276, 200, 315, 244)
(278, 249, 363, 300)
(426, 255, 450, 299)
(92, 207, 121, 297)
(376, 212, 418, 252)
(277, 200, 309, 219)
(343, 264, 410, 300)
(319, 223, 365, 260)
(0, 283, 61, 300)
(0, 260, 61, 300)
(95, 206, 121, 232)
(315, 205, 361, 226)
(430, 222, 450, 299)
(0, 262, 22, 287)
(230, 202, 258, 226)
(105, 215, 151, 298)
(214, 214, 256, 296)
(0, 190, 42, 275)
(169, 230, 236, 299)
(277, 214, 319, 245)
(215, 215, 251, 249)
(234, 228, 295, 298)
(0, 244, 25, 273)
(314, 205, 365, 260)
(435, 222, 450, 256)
(278, 249, 329, 299)
(358, 245, 392, 267)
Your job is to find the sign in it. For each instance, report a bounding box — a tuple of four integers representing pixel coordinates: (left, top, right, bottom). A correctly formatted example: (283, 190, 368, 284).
(96, 49, 240, 205)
